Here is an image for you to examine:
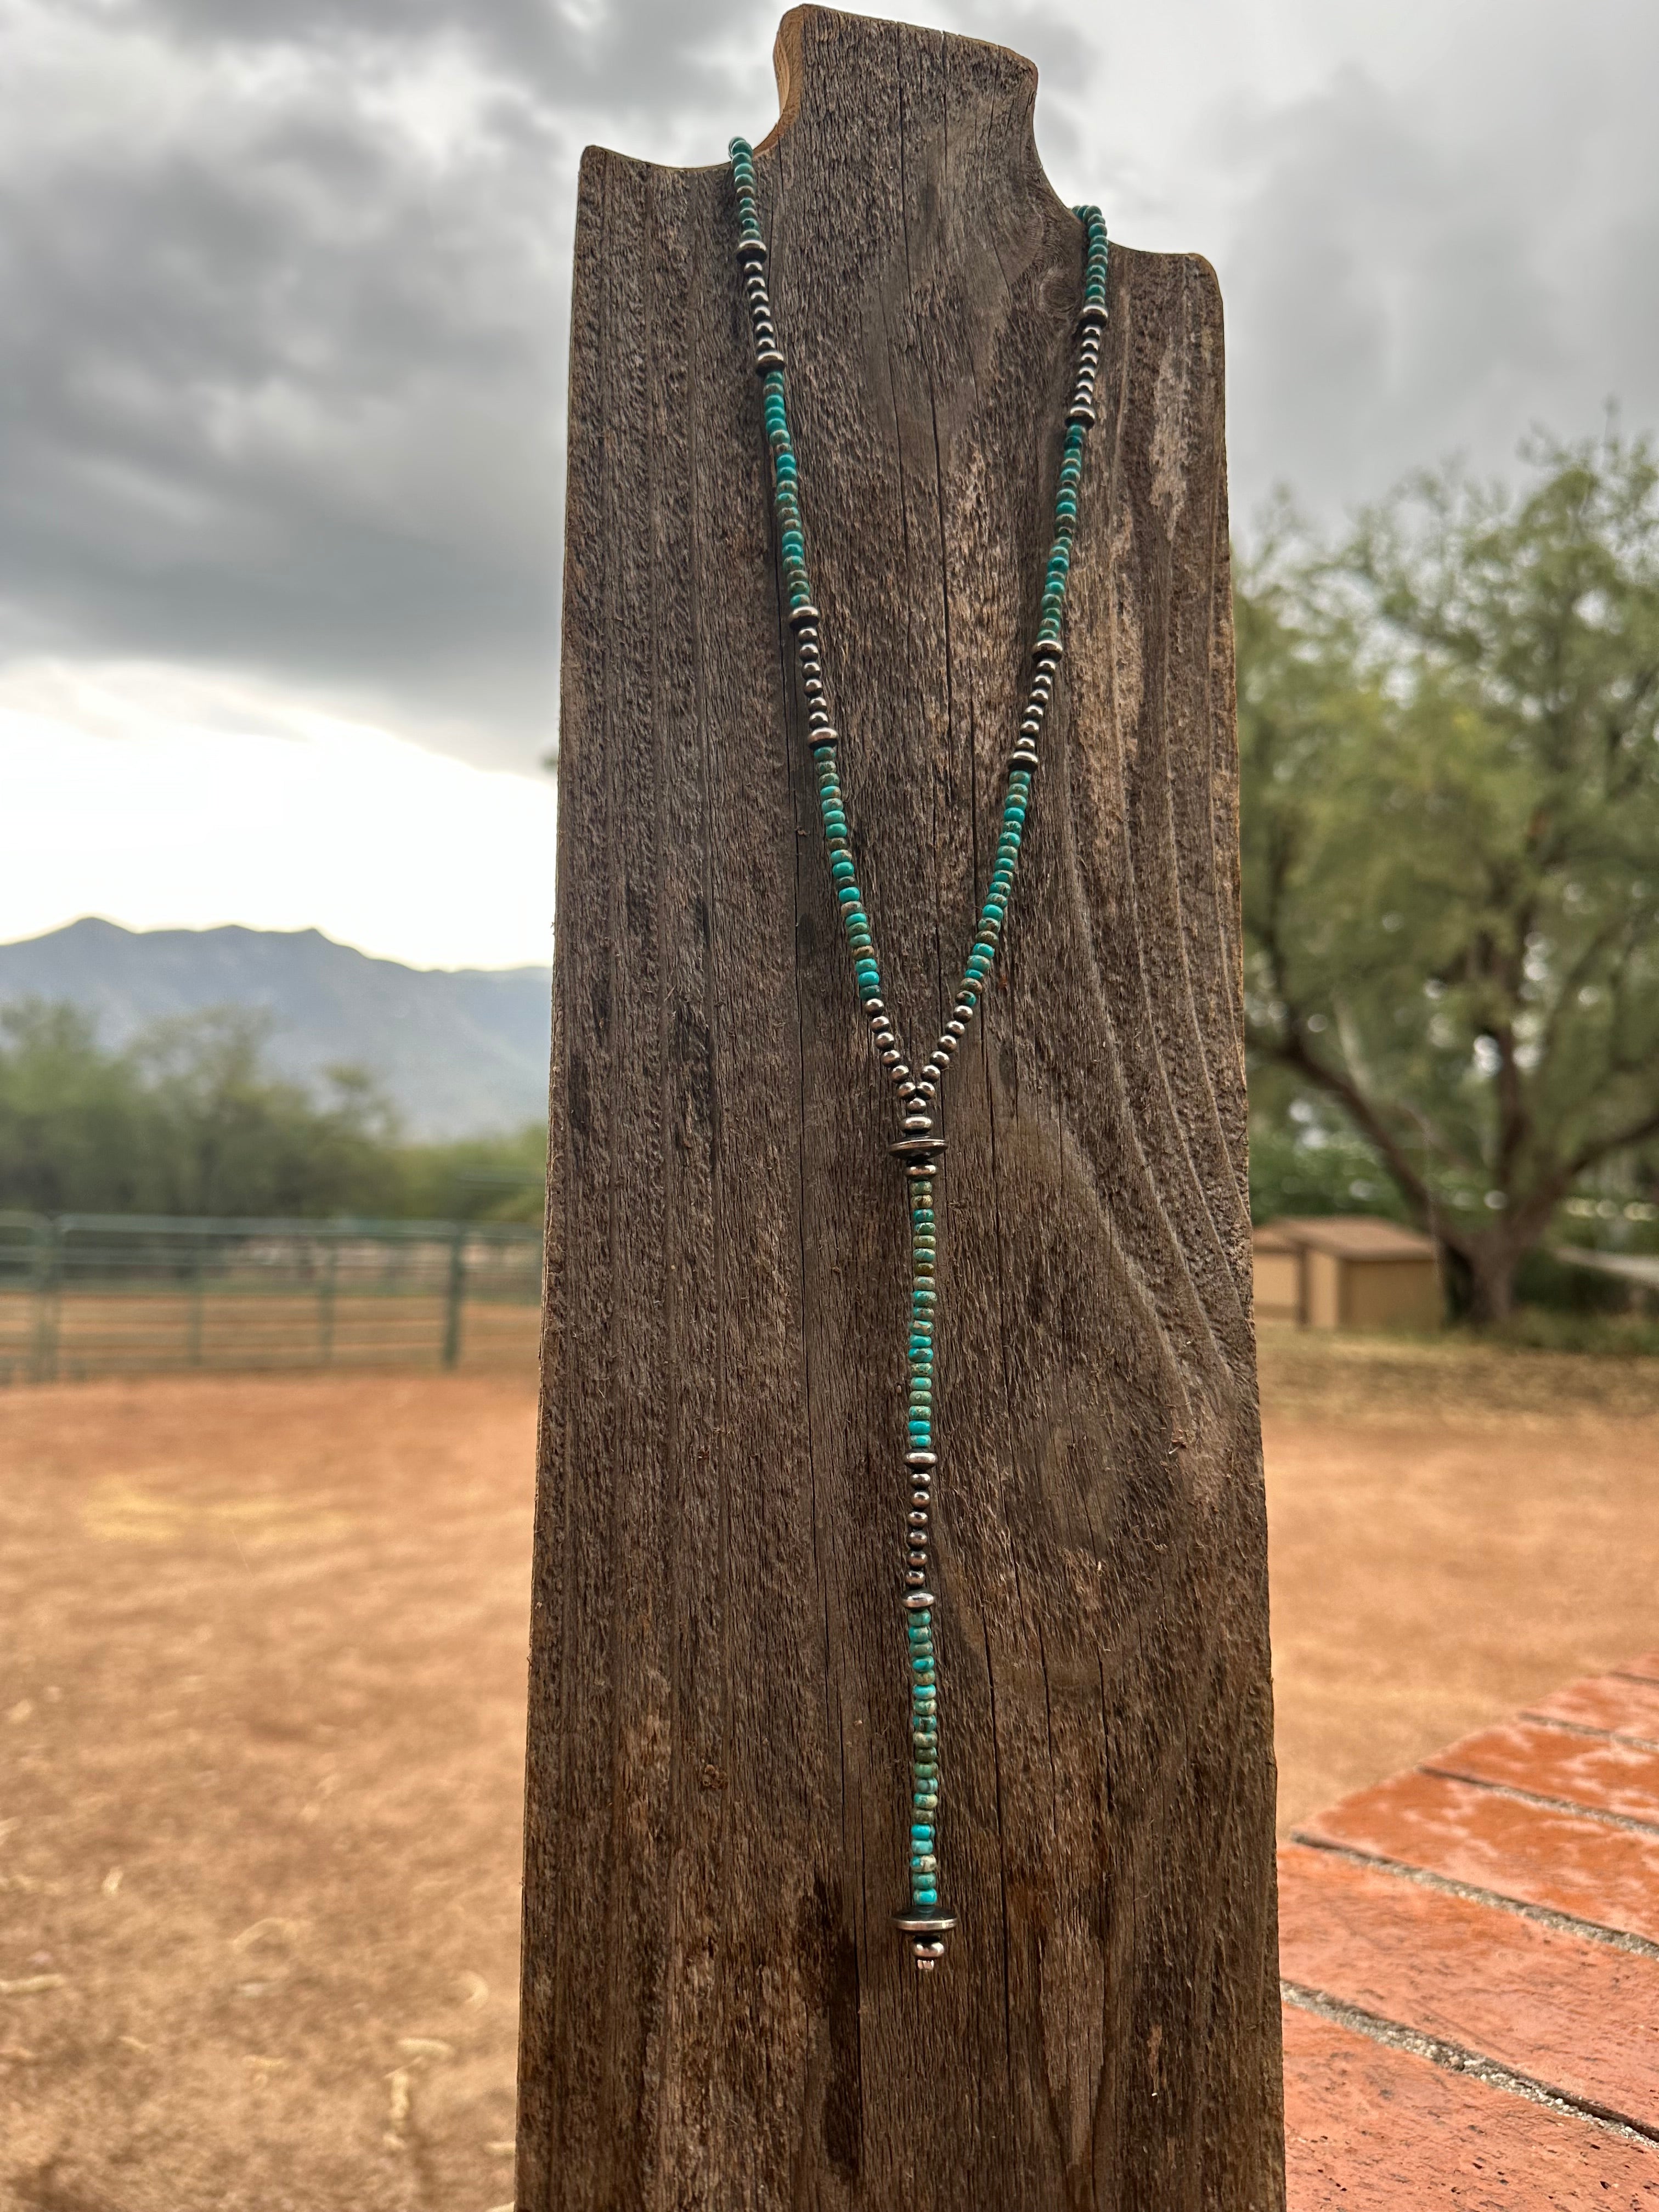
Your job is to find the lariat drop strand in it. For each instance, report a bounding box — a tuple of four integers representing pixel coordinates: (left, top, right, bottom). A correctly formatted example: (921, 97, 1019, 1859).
(729, 137, 1108, 1973)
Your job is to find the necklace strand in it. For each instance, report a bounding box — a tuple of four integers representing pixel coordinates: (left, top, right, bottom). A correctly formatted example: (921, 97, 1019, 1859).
(730, 136, 1107, 1973)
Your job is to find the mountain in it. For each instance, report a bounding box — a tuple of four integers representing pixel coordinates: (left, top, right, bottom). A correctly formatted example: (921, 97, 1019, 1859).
(0, 918, 550, 1141)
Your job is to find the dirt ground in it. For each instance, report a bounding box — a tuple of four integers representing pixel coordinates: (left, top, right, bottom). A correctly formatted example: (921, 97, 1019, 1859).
(0, 1374, 534, 2212)
(2, 1340, 1657, 2208)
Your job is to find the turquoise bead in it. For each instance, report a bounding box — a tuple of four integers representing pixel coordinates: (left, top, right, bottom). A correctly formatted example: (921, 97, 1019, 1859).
(730, 142, 1107, 1954)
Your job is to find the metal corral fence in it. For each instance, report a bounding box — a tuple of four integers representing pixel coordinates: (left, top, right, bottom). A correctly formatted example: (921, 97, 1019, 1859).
(0, 1213, 544, 1385)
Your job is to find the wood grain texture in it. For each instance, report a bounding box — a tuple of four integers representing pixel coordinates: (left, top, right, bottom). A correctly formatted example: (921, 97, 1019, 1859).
(516, 9, 1282, 2205)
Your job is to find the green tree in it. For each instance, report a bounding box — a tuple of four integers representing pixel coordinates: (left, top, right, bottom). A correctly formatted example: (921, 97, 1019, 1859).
(0, 1001, 161, 1212)
(132, 1008, 403, 1217)
(1240, 432, 1659, 1322)
(0, 1001, 406, 1218)
(0, 998, 548, 1221)
(394, 1123, 548, 1223)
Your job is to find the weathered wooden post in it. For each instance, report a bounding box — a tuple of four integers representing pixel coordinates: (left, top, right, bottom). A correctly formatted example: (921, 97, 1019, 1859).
(517, 8, 1284, 2204)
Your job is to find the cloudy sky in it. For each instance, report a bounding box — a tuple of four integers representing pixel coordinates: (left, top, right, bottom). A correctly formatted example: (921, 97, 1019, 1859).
(4, 0, 1656, 967)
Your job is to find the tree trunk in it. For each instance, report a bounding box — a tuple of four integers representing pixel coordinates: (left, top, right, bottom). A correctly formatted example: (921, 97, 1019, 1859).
(517, 8, 1284, 2207)
(1459, 1233, 1522, 1325)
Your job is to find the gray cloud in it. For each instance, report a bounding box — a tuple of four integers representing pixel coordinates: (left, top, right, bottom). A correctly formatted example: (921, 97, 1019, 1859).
(0, 0, 1654, 769)
(1211, 0, 1659, 524)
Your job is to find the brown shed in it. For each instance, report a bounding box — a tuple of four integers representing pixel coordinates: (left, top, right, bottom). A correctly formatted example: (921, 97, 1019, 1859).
(1253, 1215, 1442, 1331)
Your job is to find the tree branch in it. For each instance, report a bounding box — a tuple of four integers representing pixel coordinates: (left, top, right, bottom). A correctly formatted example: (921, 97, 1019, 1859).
(1569, 1103, 1659, 1180)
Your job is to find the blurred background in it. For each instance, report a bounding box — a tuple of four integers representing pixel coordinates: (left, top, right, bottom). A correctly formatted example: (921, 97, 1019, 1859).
(2, 2, 1657, 2207)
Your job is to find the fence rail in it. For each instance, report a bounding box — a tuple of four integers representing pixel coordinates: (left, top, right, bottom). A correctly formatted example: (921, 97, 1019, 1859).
(0, 1213, 543, 1385)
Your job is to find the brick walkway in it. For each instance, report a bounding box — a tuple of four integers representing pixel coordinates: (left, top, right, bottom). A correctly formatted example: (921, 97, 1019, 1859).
(1282, 1650, 1659, 2205)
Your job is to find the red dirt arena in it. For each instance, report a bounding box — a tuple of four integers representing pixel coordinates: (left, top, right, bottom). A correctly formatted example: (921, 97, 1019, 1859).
(2, 1335, 1657, 2208)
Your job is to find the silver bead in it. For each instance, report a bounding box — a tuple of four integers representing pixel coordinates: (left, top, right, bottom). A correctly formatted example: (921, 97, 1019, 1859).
(755, 348, 785, 373)
(889, 1063, 910, 1082)
(903, 1111, 933, 1133)
(952, 1001, 974, 1024)
(788, 603, 821, 629)
(908, 1510, 929, 1528)
(906, 1568, 926, 1586)
(944, 1019, 965, 1040)
(864, 997, 885, 1015)
(738, 237, 769, 264)
(880, 1048, 901, 1067)
(911, 1490, 930, 1508)
(906, 1449, 936, 1467)
(1077, 300, 1108, 330)
(904, 1590, 935, 1610)
(915, 1956, 937, 1973)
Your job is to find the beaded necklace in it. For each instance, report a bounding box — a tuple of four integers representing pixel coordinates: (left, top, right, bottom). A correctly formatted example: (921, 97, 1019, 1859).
(729, 136, 1107, 1975)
